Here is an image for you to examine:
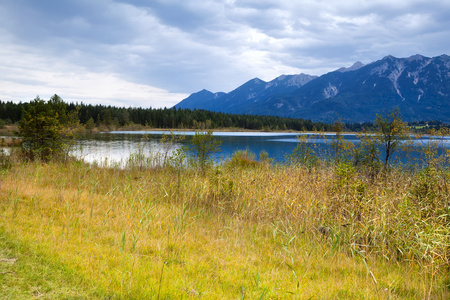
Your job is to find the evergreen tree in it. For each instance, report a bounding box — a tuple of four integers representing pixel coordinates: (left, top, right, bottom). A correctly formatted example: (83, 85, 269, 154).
(18, 97, 69, 161)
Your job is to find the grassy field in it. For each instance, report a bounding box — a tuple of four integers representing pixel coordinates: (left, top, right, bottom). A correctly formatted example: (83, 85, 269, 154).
(0, 156, 449, 299)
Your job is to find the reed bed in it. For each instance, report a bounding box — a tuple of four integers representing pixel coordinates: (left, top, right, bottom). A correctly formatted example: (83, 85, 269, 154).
(0, 154, 449, 298)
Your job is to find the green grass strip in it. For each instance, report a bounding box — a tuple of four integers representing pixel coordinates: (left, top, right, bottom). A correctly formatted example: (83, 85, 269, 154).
(0, 226, 111, 300)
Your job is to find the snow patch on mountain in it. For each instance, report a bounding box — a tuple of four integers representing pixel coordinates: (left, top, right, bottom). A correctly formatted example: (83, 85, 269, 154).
(174, 54, 450, 123)
(407, 71, 420, 85)
(323, 83, 338, 98)
(247, 93, 256, 100)
(388, 61, 406, 100)
(418, 89, 424, 101)
(214, 92, 224, 99)
(388, 62, 404, 82)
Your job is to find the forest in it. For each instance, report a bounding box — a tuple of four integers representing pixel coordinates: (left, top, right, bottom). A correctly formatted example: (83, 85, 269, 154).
(1, 95, 374, 132)
(2, 95, 448, 134)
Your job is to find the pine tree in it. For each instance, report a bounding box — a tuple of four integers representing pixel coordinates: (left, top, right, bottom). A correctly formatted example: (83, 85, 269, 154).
(18, 97, 68, 161)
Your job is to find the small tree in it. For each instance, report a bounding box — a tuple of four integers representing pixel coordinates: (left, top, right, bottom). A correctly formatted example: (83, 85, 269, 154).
(375, 108, 408, 169)
(330, 119, 353, 164)
(353, 131, 382, 179)
(160, 132, 185, 167)
(48, 94, 69, 124)
(18, 96, 70, 161)
(85, 117, 96, 133)
(185, 131, 221, 171)
(286, 135, 319, 169)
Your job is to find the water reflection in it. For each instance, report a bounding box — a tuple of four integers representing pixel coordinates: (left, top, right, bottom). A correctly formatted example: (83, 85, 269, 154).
(72, 131, 450, 167)
(73, 133, 184, 167)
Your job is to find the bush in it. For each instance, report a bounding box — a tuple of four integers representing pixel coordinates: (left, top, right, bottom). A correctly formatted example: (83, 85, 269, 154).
(17, 96, 74, 162)
(184, 131, 221, 171)
(286, 135, 319, 169)
(226, 149, 259, 168)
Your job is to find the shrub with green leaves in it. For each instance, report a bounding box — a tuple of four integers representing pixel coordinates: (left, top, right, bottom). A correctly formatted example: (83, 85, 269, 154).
(286, 135, 319, 168)
(226, 149, 259, 168)
(18, 96, 75, 162)
(352, 132, 382, 179)
(329, 120, 355, 164)
(184, 130, 221, 171)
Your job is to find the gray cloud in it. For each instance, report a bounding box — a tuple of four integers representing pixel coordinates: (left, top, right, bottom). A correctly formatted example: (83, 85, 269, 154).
(0, 0, 449, 107)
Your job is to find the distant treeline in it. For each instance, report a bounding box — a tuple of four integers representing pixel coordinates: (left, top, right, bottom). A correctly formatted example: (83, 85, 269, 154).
(0, 97, 446, 132)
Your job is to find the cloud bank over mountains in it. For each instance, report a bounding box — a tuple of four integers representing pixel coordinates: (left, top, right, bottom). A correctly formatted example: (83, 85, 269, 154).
(1, 0, 449, 107)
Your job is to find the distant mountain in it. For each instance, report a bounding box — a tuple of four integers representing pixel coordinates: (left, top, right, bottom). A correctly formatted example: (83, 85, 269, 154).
(175, 73, 317, 113)
(176, 89, 226, 111)
(336, 61, 365, 73)
(174, 55, 450, 122)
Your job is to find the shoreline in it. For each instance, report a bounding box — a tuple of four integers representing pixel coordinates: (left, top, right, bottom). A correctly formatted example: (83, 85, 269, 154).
(1, 124, 448, 137)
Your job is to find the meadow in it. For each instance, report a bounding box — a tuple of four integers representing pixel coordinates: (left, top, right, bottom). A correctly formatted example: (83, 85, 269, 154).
(1, 143, 449, 299)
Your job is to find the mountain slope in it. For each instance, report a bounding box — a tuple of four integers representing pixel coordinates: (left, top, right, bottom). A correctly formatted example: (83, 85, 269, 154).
(175, 74, 317, 113)
(175, 89, 226, 111)
(174, 55, 450, 122)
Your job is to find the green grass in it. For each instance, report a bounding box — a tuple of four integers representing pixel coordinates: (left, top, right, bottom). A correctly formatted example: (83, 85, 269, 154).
(0, 158, 449, 299)
(0, 227, 107, 299)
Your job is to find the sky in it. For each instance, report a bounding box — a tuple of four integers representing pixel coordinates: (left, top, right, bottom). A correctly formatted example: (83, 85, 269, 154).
(1, 0, 449, 108)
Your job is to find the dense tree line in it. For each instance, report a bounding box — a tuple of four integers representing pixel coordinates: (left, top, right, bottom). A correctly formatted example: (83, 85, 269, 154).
(0, 96, 336, 131)
(1, 96, 447, 132)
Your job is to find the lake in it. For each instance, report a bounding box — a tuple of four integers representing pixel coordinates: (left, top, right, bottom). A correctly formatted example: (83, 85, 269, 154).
(72, 131, 450, 167)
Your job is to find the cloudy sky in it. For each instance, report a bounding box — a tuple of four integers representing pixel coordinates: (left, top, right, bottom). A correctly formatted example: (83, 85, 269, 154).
(1, 0, 449, 108)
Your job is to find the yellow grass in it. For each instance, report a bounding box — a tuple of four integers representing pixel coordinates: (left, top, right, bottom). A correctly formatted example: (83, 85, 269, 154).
(0, 160, 449, 299)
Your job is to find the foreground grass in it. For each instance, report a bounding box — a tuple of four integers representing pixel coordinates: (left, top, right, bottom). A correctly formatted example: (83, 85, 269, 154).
(0, 227, 106, 299)
(0, 160, 449, 299)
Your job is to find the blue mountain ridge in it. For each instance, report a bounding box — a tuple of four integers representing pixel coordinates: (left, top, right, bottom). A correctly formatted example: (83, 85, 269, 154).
(174, 55, 450, 122)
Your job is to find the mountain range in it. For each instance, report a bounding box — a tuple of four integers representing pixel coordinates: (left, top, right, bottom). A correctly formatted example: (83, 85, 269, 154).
(174, 54, 450, 123)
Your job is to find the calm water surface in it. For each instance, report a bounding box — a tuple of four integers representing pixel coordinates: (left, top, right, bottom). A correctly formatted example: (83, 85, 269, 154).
(72, 131, 450, 167)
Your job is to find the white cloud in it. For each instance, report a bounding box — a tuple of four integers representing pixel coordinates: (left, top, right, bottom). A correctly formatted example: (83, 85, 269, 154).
(0, 43, 187, 107)
(0, 0, 449, 106)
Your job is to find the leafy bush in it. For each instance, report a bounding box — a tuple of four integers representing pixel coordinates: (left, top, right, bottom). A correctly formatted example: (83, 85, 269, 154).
(352, 133, 382, 179)
(258, 149, 272, 164)
(226, 149, 259, 168)
(184, 131, 221, 171)
(286, 135, 319, 168)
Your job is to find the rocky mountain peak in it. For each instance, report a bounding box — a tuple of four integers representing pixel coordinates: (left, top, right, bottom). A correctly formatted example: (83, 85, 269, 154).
(337, 61, 365, 72)
(175, 54, 450, 123)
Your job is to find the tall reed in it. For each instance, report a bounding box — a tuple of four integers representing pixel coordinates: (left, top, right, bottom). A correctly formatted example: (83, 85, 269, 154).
(0, 144, 449, 298)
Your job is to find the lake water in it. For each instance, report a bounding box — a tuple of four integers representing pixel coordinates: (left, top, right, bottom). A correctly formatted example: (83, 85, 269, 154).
(72, 131, 450, 167)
